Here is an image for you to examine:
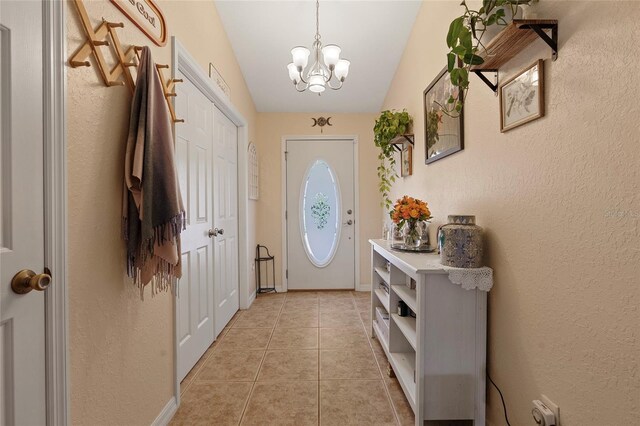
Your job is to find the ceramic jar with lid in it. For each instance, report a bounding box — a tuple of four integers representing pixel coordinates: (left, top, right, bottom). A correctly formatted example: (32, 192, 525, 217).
(438, 215, 484, 268)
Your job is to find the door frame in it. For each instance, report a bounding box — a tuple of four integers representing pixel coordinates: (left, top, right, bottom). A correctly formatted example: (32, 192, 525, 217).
(171, 37, 251, 407)
(280, 135, 360, 292)
(43, 0, 69, 424)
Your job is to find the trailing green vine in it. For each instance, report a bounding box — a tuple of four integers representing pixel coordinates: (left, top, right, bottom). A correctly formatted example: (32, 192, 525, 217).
(373, 110, 413, 210)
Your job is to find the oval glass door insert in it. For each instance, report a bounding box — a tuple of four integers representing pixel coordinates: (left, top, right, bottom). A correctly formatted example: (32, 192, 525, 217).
(300, 159, 341, 267)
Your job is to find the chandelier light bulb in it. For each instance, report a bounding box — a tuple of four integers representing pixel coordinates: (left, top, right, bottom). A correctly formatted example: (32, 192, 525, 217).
(321, 44, 341, 69)
(291, 46, 310, 70)
(335, 59, 350, 81)
(308, 74, 326, 93)
(287, 63, 299, 82)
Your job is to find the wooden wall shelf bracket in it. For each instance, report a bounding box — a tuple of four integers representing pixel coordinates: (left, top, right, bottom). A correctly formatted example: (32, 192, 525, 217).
(67, 0, 183, 123)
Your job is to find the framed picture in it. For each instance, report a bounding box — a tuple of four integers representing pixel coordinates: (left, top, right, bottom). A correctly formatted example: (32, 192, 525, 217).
(400, 143, 412, 177)
(423, 66, 464, 164)
(500, 59, 545, 132)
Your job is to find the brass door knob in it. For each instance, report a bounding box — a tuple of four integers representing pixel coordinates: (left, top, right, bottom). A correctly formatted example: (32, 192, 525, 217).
(11, 269, 52, 294)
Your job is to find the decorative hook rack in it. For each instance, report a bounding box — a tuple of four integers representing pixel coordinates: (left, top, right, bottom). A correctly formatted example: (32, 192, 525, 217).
(68, 0, 184, 123)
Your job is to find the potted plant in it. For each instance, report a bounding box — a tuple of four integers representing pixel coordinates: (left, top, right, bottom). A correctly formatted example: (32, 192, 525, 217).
(443, 0, 533, 115)
(373, 110, 413, 210)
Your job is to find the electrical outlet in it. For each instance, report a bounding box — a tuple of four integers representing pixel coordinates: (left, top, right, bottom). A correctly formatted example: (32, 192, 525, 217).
(540, 395, 560, 426)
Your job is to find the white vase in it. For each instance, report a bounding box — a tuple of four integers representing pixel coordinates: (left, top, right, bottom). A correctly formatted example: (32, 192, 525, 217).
(480, 5, 523, 44)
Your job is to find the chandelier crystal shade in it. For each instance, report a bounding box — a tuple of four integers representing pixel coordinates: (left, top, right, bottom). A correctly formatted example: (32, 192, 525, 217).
(287, 0, 350, 93)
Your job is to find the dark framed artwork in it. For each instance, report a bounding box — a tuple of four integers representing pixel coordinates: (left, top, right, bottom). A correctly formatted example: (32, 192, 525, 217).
(400, 143, 412, 177)
(423, 67, 464, 164)
(499, 59, 545, 132)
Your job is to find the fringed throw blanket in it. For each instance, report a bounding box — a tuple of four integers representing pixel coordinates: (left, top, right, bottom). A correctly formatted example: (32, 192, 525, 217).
(122, 46, 185, 297)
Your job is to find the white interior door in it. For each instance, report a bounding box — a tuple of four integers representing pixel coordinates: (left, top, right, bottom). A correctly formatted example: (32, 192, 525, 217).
(286, 139, 356, 290)
(0, 1, 47, 424)
(175, 71, 215, 381)
(213, 107, 239, 337)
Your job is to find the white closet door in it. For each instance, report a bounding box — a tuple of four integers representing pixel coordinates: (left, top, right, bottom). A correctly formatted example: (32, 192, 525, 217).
(0, 1, 47, 424)
(175, 70, 215, 381)
(212, 106, 239, 337)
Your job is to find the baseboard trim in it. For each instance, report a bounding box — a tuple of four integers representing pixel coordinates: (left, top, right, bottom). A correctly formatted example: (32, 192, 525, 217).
(356, 284, 371, 292)
(151, 396, 178, 426)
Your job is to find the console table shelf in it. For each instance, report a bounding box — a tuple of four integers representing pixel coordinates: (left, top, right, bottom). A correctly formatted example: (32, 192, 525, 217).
(370, 239, 492, 426)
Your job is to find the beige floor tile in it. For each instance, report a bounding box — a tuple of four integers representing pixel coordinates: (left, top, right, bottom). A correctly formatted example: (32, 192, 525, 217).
(359, 310, 372, 325)
(319, 380, 396, 425)
(285, 291, 319, 299)
(197, 350, 265, 382)
(241, 381, 318, 425)
(283, 300, 319, 312)
(319, 310, 362, 327)
(318, 291, 353, 300)
(277, 310, 319, 328)
(232, 309, 280, 328)
(319, 327, 370, 350)
(217, 328, 272, 350)
(319, 299, 355, 312)
(384, 377, 415, 426)
(171, 381, 252, 426)
(320, 349, 380, 380)
(257, 350, 319, 381)
(244, 301, 283, 313)
(269, 328, 319, 350)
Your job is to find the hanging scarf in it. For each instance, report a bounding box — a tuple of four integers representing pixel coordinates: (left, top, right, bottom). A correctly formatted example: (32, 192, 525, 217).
(122, 46, 185, 296)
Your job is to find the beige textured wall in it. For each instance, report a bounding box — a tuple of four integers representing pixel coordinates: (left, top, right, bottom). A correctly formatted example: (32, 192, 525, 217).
(383, 1, 640, 424)
(255, 113, 379, 287)
(66, 0, 257, 424)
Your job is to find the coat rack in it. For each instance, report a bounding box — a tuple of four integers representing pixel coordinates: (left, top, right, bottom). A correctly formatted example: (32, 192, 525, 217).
(68, 0, 183, 123)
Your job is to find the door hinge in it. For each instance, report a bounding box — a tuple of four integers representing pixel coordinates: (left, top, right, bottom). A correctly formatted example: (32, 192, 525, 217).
(286, 269, 288, 279)
(284, 151, 288, 160)
(285, 210, 287, 220)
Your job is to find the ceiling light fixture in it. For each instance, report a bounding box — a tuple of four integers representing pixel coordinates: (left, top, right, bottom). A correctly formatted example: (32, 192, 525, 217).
(287, 0, 350, 94)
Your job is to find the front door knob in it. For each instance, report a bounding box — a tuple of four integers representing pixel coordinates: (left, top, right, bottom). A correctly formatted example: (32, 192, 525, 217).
(11, 269, 52, 294)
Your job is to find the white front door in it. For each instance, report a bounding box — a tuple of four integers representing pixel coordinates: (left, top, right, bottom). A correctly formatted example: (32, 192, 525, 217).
(286, 139, 356, 290)
(174, 70, 215, 381)
(0, 1, 47, 424)
(212, 107, 239, 337)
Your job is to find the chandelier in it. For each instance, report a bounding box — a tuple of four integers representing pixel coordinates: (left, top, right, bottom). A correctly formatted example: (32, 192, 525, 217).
(287, 0, 350, 93)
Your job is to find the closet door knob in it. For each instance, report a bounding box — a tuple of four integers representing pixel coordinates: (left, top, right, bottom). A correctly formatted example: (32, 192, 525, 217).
(11, 269, 52, 294)
(208, 228, 224, 237)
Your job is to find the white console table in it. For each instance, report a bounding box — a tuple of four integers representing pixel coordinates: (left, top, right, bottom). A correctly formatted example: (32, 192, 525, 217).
(369, 239, 492, 426)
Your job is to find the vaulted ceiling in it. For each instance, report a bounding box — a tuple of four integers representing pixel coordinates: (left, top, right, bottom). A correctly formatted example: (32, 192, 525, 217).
(215, 1, 422, 113)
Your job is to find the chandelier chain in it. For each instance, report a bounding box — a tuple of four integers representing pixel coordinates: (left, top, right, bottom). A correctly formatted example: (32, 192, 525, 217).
(315, 0, 320, 41)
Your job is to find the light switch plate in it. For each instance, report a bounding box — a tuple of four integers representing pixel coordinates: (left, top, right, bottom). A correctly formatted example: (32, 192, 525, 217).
(541, 395, 560, 426)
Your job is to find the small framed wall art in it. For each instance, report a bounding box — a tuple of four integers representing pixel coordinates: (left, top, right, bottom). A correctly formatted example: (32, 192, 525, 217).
(500, 59, 545, 132)
(400, 143, 412, 177)
(423, 67, 464, 164)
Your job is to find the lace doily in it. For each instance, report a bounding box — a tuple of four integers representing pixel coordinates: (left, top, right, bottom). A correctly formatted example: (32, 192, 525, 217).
(444, 266, 493, 292)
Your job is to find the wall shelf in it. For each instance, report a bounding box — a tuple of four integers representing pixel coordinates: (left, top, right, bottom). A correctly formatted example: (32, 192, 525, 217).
(471, 19, 558, 93)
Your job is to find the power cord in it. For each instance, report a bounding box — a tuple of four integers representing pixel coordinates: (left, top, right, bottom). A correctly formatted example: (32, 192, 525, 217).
(487, 373, 511, 426)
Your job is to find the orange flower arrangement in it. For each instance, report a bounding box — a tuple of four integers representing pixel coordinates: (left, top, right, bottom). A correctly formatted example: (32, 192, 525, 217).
(390, 195, 432, 226)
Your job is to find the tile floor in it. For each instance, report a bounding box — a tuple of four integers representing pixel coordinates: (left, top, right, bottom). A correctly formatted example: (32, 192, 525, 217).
(172, 290, 415, 425)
